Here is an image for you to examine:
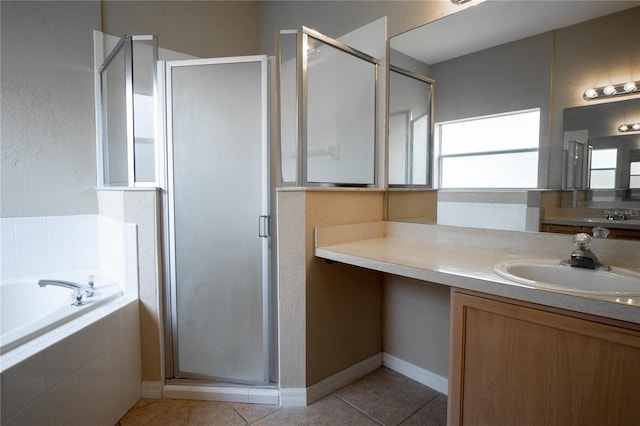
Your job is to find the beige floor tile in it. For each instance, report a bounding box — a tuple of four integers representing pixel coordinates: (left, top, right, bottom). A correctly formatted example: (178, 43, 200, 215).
(253, 395, 379, 426)
(118, 398, 192, 425)
(400, 394, 447, 426)
(335, 367, 440, 425)
(118, 398, 247, 426)
(117, 368, 447, 425)
(186, 400, 248, 425)
(230, 402, 283, 423)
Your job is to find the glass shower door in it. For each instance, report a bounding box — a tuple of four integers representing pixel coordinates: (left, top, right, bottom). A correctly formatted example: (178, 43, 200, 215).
(166, 56, 269, 384)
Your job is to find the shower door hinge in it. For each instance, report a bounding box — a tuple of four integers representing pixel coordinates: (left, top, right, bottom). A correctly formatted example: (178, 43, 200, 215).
(258, 215, 270, 238)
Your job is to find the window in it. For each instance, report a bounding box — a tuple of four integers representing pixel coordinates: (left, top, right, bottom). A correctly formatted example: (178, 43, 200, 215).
(590, 149, 617, 189)
(437, 109, 540, 188)
(630, 161, 640, 188)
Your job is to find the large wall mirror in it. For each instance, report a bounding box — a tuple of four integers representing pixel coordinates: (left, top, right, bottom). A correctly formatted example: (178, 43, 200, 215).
(387, 0, 640, 228)
(563, 98, 640, 203)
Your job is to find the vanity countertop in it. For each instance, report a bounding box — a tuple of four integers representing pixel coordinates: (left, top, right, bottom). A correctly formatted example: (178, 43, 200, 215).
(543, 216, 640, 230)
(314, 221, 640, 326)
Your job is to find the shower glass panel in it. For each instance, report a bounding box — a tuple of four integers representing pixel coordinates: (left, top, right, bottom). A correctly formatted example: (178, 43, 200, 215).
(132, 37, 158, 184)
(277, 30, 299, 184)
(166, 56, 269, 384)
(99, 35, 158, 187)
(100, 38, 132, 186)
(305, 31, 377, 185)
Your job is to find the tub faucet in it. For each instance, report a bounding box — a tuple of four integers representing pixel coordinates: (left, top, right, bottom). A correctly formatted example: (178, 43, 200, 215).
(38, 279, 95, 298)
(561, 233, 610, 271)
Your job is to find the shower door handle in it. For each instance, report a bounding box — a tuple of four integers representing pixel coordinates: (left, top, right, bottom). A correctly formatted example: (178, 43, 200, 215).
(258, 215, 270, 238)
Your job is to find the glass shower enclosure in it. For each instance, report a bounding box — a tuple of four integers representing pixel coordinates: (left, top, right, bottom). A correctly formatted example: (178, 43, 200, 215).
(98, 35, 158, 187)
(164, 56, 271, 384)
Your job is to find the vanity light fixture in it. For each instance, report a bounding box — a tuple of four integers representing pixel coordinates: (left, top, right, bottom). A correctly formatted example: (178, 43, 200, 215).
(450, 0, 473, 4)
(583, 80, 640, 101)
(618, 122, 640, 132)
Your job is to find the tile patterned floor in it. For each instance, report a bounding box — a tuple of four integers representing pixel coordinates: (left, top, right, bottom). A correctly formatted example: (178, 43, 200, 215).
(117, 367, 447, 425)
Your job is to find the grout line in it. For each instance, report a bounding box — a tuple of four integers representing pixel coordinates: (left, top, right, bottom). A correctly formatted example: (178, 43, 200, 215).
(230, 402, 284, 425)
(227, 402, 251, 425)
(398, 394, 441, 425)
(332, 393, 385, 425)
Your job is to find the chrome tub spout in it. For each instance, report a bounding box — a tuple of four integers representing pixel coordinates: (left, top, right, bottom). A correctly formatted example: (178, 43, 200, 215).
(38, 279, 95, 297)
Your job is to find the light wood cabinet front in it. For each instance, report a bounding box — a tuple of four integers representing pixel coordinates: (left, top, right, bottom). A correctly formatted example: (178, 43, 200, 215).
(449, 290, 640, 426)
(541, 223, 640, 240)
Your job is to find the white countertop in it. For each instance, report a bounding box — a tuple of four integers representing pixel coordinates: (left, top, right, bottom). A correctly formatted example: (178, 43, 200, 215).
(314, 222, 640, 326)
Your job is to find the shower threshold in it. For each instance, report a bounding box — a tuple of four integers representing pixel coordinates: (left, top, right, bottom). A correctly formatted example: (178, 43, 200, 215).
(163, 379, 280, 405)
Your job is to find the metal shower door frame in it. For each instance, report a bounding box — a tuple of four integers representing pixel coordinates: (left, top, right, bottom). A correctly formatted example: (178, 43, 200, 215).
(162, 55, 270, 384)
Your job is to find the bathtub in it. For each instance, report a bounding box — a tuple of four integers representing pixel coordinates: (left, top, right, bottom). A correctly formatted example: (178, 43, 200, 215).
(1, 271, 122, 353)
(0, 271, 141, 426)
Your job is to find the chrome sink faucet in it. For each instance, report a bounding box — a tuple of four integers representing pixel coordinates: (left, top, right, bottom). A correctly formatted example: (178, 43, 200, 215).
(38, 278, 95, 306)
(561, 233, 611, 271)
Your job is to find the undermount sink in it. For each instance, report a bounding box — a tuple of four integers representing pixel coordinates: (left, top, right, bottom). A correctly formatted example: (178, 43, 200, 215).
(493, 259, 640, 296)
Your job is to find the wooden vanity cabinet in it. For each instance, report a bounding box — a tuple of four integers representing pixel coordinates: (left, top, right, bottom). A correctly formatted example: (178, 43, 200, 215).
(448, 290, 640, 426)
(541, 223, 640, 240)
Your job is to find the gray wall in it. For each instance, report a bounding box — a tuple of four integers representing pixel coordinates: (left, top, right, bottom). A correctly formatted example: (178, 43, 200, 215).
(430, 32, 553, 188)
(102, 1, 261, 58)
(1, 1, 101, 217)
(0, 0, 468, 218)
(261, 1, 457, 55)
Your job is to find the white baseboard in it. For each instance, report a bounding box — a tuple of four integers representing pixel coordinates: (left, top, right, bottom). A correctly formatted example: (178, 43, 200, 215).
(278, 388, 308, 407)
(307, 353, 382, 405)
(150, 353, 444, 407)
(162, 384, 280, 405)
(280, 353, 383, 407)
(382, 352, 448, 395)
(141, 381, 163, 399)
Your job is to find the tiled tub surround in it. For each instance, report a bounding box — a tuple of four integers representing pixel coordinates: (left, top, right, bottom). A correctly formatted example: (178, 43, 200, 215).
(1, 215, 138, 295)
(0, 214, 141, 425)
(315, 221, 640, 323)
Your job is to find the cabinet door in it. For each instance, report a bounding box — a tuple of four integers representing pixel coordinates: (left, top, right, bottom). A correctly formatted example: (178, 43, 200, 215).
(449, 291, 640, 426)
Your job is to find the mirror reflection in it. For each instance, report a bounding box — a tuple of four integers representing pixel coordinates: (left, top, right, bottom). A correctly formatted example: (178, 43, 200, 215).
(563, 98, 640, 202)
(388, 66, 433, 186)
(387, 0, 640, 231)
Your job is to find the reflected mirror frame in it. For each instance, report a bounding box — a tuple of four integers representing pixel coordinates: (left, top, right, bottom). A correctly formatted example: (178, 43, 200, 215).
(387, 65, 435, 188)
(299, 26, 379, 187)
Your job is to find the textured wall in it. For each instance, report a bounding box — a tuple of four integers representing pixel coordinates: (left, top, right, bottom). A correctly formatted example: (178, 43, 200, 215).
(276, 189, 386, 392)
(1, 1, 101, 217)
(305, 191, 385, 386)
(383, 276, 450, 379)
(102, 1, 261, 58)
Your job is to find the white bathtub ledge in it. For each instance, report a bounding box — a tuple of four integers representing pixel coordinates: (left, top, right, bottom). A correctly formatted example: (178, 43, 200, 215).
(0, 294, 137, 372)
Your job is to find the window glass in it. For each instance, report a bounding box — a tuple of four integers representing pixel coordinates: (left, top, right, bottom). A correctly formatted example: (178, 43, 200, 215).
(629, 161, 640, 188)
(589, 149, 617, 189)
(438, 109, 540, 188)
(590, 149, 617, 169)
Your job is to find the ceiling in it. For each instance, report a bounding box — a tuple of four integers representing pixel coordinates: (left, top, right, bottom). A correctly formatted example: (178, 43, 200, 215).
(391, 0, 640, 65)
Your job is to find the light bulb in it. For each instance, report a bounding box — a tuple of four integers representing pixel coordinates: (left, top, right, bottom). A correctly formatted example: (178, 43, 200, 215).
(583, 88, 598, 100)
(619, 124, 629, 132)
(623, 81, 637, 93)
(603, 85, 617, 96)
(632, 123, 640, 131)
